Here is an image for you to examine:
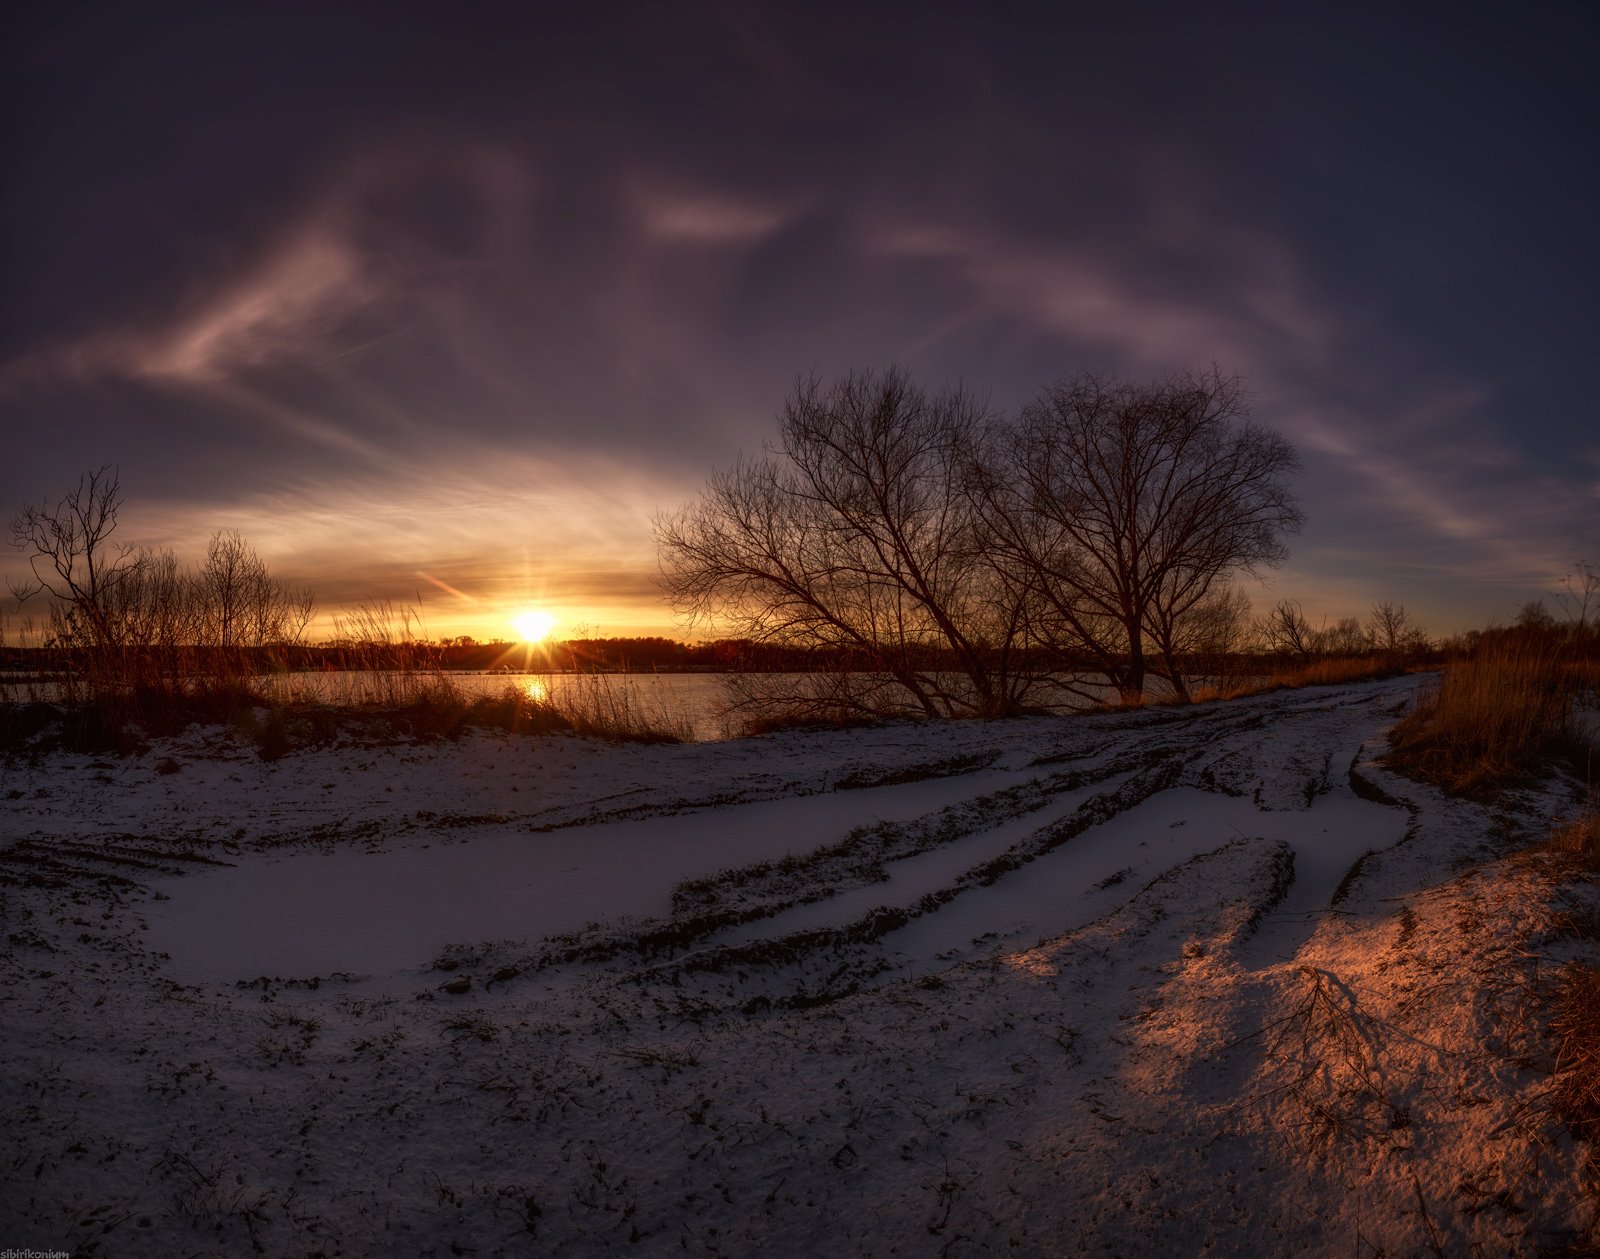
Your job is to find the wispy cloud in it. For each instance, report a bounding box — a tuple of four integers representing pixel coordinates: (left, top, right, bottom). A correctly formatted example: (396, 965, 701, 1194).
(1, 218, 374, 393)
(1293, 378, 1598, 582)
(633, 180, 798, 246)
(864, 198, 1596, 627)
(142, 231, 370, 382)
(870, 213, 1339, 384)
(1, 139, 532, 392)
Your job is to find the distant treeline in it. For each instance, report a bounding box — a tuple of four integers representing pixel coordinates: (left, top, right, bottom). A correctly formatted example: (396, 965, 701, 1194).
(0, 636, 811, 675)
(0, 635, 1231, 676)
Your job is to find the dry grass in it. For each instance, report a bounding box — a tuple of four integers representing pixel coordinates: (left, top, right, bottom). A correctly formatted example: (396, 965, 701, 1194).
(1267, 656, 1407, 689)
(1385, 637, 1590, 797)
(281, 677, 691, 749)
(1550, 962, 1600, 1144)
(0, 671, 689, 757)
(1568, 658, 1600, 691)
(1183, 681, 1257, 704)
(1548, 802, 1600, 874)
(547, 674, 695, 744)
(716, 671, 906, 736)
(1170, 656, 1404, 707)
(1073, 659, 1389, 712)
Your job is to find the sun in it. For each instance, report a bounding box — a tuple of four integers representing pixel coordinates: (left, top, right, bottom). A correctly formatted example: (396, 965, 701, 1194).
(510, 608, 557, 644)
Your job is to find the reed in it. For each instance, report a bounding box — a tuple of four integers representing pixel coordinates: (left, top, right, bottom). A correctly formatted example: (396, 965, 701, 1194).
(1385, 636, 1588, 796)
(545, 673, 695, 744)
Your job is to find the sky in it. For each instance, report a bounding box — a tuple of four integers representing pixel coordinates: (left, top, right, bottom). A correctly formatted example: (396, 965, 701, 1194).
(3, 1, 1596, 643)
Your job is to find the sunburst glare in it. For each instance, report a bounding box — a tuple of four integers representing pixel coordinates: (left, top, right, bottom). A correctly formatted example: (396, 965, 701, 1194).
(511, 609, 556, 644)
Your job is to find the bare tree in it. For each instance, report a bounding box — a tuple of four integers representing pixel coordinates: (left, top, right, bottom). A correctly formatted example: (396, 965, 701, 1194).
(200, 530, 260, 653)
(101, 547, 191, 668)
(1365, 600, 1427, 655)
(1554, 560, 1599, 630)
(661, 366, 1300, 713)
(1257, 598, 1318, 659)
(1320, 616, 1368, 656)
(657, 367, 1039, 719)
(196, 529, 314, 671)
(1515, 599, 1556, 631)
(9, 472, 312, 693)
(1149, 579, 1254, 693)
(8, 466, 143, 650)
(978, 369, 1302, 702)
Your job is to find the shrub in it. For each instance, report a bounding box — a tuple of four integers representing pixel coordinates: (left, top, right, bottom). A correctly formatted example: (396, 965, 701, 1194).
(256, 707, 292, 761)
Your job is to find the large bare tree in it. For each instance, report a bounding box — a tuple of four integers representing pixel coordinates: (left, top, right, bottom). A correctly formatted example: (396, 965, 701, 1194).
(656, 367, 1039, 719)
(978, 370, 1302, 702)
(660, 366, 1300, 714)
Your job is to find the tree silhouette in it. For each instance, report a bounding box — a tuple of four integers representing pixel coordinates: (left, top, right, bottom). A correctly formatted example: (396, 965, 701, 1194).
(657, 367, 1040, 718)
(978, 369, 1302, 701)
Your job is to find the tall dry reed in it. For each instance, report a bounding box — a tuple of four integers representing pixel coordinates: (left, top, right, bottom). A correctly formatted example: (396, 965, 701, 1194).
(543, 674, 695, 743)
(1386, 637, 1588, 795)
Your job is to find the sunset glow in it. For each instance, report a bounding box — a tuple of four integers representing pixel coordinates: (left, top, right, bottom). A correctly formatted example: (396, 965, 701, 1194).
(1, 4, 1593, 643)
(511, 609, 557, 644)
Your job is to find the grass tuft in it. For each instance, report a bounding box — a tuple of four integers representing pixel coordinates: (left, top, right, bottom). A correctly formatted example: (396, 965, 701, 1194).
(1550, 962, 1600, 1144)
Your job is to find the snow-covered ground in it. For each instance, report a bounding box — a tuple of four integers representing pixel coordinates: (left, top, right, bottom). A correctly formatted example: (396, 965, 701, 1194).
(1, 676, 1595, 1255)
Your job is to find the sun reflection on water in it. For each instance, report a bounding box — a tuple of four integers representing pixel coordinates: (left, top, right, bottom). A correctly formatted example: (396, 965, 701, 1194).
(521, 677, 550, 704)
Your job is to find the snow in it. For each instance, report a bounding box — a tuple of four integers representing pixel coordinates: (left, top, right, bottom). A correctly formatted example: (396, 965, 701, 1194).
(144, 766, 1050, 986)
(887, 784, 1406, 972)
(1, 675, 1595, 1256)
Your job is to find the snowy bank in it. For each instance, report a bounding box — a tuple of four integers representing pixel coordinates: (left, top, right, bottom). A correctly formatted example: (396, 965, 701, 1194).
(1, 676, 1594, 1255)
